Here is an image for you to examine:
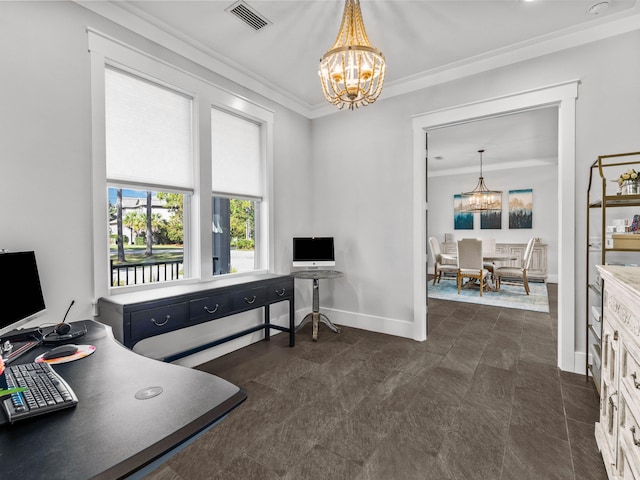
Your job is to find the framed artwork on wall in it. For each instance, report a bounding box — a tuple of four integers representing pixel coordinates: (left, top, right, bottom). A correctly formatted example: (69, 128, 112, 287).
(480, 210, 501, 229)
(454, 194, 473, 230)
(509, 189, 533, 229)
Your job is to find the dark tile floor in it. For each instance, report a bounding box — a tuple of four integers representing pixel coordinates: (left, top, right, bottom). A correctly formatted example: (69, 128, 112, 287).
(144, 282, 607, 480)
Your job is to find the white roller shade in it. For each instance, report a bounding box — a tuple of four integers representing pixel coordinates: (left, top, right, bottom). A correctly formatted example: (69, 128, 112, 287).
(105, 67, 193, 189)
(211, 108, 262, 198)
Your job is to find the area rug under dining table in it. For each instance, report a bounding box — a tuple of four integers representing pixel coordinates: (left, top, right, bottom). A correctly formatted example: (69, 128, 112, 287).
(427, 279, 550, 313)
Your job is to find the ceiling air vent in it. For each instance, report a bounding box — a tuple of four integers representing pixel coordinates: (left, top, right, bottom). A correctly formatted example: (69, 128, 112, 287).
(226, 1, 271, 31)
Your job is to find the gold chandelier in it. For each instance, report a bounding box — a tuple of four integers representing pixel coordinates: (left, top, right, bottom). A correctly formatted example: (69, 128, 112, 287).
(460, 150, 502, 212)
(318, 0, 386, 110)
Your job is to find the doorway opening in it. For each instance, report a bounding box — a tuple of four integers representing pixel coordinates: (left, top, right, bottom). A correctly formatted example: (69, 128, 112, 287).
(412, 81, 579, 373)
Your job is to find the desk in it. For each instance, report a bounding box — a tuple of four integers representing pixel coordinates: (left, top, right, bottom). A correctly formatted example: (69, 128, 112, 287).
(0, 320, 246, 480)
(291, 270, 343, 341)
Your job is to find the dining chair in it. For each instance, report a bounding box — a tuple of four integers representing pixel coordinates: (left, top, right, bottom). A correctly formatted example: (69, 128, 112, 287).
(456, 238, 490, 296)
(494, 237, 536, 294)
(428, 236, 458, 285)
(480, 237, 497, 282)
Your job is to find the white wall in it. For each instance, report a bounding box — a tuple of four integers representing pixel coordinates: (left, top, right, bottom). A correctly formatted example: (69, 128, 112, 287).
(310, 29, 640, 372)
(0, 2, 313, 364)
(3, 2, 640, 372)
(428, 164, 559, 282)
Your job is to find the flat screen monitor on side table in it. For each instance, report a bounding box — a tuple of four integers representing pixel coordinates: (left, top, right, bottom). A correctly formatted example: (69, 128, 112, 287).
(292, 237, 335, 268)
(291, 237, 342, 341)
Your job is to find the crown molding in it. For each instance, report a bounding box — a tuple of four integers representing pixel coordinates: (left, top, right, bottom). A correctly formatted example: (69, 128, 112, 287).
(76, 1, 640, 120)
(75, 0, 313, 117)
(429, 157, 558, 178)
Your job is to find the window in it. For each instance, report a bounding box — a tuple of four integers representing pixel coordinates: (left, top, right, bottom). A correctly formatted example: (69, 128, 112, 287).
(211, 108, 262, 275)
(105, 67, 192, 287)
(108, 187, 187, 286)
(89, 31, 274, 297)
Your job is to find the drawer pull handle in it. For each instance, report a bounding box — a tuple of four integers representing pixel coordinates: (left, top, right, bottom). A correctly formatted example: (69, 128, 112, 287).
(632, 426, 640, 447)
(275, 288, 286, 297)
(244, 295, 257, 304)
(151, 315, 170, 327)
(204, 304, 220, 314)
(631, 373, 640, 389)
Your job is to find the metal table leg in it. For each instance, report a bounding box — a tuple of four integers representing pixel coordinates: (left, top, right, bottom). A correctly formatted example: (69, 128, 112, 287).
(296, 278, 341, 341)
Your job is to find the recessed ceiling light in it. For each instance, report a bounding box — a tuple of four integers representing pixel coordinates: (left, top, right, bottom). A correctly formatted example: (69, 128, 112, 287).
(588, 1, 610, 14)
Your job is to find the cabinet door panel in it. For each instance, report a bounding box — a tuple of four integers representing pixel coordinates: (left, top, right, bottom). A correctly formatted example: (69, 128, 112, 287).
(598, 310, 620, 473)
(622, 339, 640, 409)
(619, 392, 640, 480)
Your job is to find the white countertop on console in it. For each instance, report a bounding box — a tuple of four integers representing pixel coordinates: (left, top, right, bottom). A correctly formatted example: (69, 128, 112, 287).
(596, 265, 640, 297)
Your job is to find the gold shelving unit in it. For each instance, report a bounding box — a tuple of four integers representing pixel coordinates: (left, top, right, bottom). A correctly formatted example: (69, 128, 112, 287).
(586, 151, 640, 392)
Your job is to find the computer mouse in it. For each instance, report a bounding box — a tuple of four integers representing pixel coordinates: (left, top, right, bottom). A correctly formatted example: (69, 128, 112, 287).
(43, 344, 79, 360)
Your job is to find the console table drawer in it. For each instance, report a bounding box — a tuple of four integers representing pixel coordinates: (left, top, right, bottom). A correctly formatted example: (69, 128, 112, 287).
(232, 286, 267, 311)
(190, 293, 231, 324)
(267, 279, 294, 302)
(130, 303, 188, 343)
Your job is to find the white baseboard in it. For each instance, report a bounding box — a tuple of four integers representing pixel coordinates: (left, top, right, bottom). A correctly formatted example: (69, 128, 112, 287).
(297, 307, 415, 340)
(572, 350, 588, 375)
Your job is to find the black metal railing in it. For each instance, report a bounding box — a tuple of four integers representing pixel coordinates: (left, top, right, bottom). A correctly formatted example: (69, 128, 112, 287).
(110, 259, 183, 287)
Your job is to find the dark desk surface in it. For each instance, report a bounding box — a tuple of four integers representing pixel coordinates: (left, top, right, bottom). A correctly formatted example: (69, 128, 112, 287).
(0, 320, 246, 480)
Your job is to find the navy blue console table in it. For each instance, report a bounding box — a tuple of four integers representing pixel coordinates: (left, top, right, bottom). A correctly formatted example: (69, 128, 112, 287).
(97, 273, 295, 362)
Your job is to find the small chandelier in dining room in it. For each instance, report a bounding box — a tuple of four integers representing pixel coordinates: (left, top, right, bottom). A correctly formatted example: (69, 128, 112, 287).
(318, 0, 386, 110)
(460, 149, 503, 212)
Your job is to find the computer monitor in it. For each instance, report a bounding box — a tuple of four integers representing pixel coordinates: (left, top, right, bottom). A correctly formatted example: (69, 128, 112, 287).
(292, 237, 335, 268)
(0, 251, 47, 338)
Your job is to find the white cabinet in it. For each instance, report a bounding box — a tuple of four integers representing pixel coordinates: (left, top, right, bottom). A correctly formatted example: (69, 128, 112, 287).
(595, 265, 640, 479)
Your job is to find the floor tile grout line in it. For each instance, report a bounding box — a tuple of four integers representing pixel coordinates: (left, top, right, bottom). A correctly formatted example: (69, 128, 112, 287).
(497, 309, 523, 480)
(559, 376, 579, 480)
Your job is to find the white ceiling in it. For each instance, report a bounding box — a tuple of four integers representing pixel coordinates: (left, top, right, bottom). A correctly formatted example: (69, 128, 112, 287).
(427, 107, 559, 174)
(95, 0, 638, 108)
(78, 0, 639, 170)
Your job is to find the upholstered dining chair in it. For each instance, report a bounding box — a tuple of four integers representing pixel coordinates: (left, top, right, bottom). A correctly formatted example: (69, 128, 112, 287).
(495, 237, 536, 294)
(429, 236, 458, 285)
(456, 238, 490, 296)
(480, 237, 497, 282)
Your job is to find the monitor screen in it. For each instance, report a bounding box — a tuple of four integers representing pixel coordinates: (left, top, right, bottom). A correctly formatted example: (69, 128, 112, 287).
(292, 237, 335, 268)
(0, 251, 46, 336)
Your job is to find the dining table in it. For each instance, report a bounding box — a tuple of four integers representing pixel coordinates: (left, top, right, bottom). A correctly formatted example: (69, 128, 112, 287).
(439, 252, 518, 291)
(440, 252, 518, 264)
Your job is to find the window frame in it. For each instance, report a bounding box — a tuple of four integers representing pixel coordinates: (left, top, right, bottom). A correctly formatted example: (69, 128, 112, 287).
(89, 30, 274, 300)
